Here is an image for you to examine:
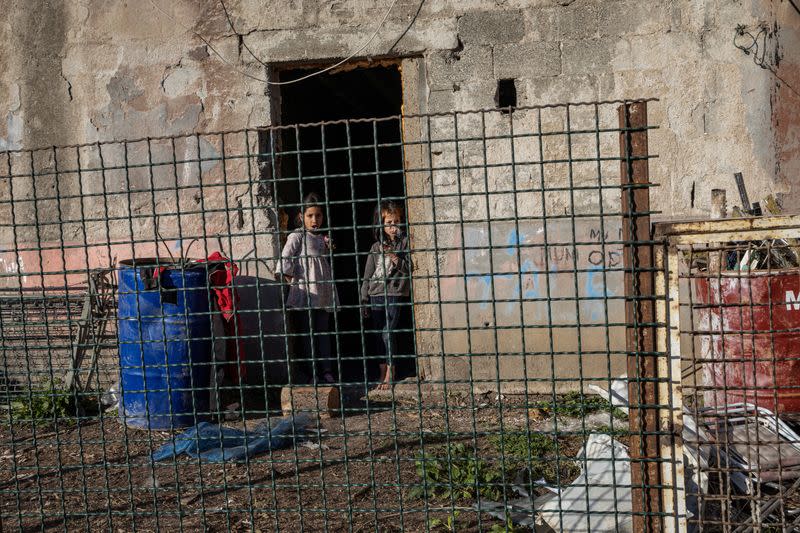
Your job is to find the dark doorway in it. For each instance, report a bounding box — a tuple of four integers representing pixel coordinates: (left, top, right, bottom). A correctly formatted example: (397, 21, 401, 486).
(273, 64, 415, 386)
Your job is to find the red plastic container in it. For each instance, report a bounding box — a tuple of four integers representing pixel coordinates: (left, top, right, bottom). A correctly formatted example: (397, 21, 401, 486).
(695, 271, 800, 415)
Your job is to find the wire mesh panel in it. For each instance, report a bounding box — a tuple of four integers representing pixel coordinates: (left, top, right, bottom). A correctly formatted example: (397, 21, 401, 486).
(0, 100, 677, 531)
(659, 216, 800, 532)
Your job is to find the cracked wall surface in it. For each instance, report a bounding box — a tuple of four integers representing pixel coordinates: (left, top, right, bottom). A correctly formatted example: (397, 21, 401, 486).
(0, 0, 798, 389)
(0, 0, 795, 215)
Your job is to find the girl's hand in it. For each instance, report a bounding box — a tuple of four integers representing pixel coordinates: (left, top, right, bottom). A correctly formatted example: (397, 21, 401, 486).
(362, 306, 370, 319)
(282, 275, 293, 284)
(383, 243, 398, 264)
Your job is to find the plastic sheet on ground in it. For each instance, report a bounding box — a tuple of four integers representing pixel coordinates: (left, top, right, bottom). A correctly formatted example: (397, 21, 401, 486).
(474, 498, 538, 529)
(535, 411, 616, 434)
(475, 434, 632, 532)
(151, 414, 313, 463)
(588, 375, 629, 415)
(536, 433, 632, 532)
(588, 376, 714, 531)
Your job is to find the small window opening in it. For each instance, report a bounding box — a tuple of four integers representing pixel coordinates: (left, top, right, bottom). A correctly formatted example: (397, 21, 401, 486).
(496, 78, 517, 113)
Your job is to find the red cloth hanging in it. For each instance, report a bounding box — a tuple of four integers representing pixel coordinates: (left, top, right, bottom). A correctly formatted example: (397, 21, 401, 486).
(197, 252, 246, 384)
(201, 252, 238, 320)
(149, 253, 247, 384)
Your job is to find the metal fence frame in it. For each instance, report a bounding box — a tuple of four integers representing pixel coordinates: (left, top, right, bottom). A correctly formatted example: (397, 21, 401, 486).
(657, 214, 800, 532)
(0, 99, 684, 532)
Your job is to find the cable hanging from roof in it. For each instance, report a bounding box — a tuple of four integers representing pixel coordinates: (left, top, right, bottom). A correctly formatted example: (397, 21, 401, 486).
(734, 22, 800, 98)
(219, 0, 402, 86)
(148, 0, 402, 86)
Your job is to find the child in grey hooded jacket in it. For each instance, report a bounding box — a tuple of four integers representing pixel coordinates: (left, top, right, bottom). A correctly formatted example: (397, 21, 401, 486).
(360, 201, 412, 390)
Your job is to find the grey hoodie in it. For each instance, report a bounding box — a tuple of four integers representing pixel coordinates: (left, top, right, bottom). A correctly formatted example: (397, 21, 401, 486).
(360, 236, 412, 303)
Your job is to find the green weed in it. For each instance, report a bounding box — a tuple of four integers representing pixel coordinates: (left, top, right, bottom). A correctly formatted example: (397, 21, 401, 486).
(489, 519, 525, 533)
(410, 443, 503, 502)
(534, 391, 627, 419)
(489, 432, 581, 486)
(409, 433, 584, 506)
(9, 381, 95, 424)
(490, 432, 556, 459)
(429, 510, 460, 531)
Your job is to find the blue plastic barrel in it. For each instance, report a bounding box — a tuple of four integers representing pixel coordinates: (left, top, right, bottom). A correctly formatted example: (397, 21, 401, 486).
(117, 259, 212, 429)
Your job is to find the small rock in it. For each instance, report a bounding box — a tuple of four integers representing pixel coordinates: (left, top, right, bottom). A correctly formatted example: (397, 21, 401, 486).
(529, 408, 548, 420)
(180, 492, 200, 506)
(141, 467, 159, 489)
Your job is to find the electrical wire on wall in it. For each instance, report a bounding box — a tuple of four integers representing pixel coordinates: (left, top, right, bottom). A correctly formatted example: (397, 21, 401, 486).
(734, 22, 800, 98)
(220, 0, 409, 85)
(149, 0, 424, 87)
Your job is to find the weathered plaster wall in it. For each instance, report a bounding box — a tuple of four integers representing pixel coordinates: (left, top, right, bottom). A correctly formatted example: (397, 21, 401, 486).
(775, 1, 800, 207)
(0, 0, 797, 391)
(1, 0, 793, 211)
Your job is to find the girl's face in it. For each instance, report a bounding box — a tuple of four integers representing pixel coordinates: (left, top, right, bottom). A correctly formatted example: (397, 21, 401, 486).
(382, 210, 403, 240)
(303, 206, 324, 231)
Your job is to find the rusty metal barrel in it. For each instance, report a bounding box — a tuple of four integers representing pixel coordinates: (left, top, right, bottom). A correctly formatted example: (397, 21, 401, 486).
(695, 271, 800, 415)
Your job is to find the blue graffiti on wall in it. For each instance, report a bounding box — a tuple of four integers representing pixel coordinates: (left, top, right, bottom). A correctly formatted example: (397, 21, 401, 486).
(461, 225, 619, 320)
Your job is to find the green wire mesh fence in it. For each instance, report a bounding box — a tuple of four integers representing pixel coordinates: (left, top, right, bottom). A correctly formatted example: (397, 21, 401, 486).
(0, 99, 680, 531)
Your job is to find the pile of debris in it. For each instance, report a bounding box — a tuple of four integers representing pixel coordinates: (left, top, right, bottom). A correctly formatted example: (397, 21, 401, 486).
(685, 403, 800, 532)
(696, 173, 800, 272)
(476, 377, 800, 532)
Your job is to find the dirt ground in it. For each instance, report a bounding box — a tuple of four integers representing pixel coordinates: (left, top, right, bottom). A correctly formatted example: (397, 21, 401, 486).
(7, 388, 800, 532)
(0, 393, 604, 532)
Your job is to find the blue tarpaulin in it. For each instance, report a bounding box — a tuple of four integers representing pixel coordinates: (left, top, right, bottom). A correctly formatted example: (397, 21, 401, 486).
(151, 415, 313, 463)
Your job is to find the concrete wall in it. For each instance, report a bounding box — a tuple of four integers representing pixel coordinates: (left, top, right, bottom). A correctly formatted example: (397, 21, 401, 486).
(1, 1, 797, 210)
(0, 0, 798, 391)
(775, 2, 800, 208)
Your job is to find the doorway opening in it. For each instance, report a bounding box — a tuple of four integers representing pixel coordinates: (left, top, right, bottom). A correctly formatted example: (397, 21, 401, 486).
(272, 63, 416, 386)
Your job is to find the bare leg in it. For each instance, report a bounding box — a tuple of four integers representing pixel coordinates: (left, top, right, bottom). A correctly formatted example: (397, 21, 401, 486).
(376, 363, 394, 390)
(374, 364, 388, 390)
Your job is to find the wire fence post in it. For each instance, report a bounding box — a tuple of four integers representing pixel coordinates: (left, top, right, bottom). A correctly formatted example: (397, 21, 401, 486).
(619, 100, 663, 532)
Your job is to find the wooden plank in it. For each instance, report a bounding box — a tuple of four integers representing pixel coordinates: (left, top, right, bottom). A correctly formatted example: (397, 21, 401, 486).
(281, 386, 342, 418)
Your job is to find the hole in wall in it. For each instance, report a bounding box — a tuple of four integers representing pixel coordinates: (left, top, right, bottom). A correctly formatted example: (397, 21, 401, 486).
(497, 78, 517, 112)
